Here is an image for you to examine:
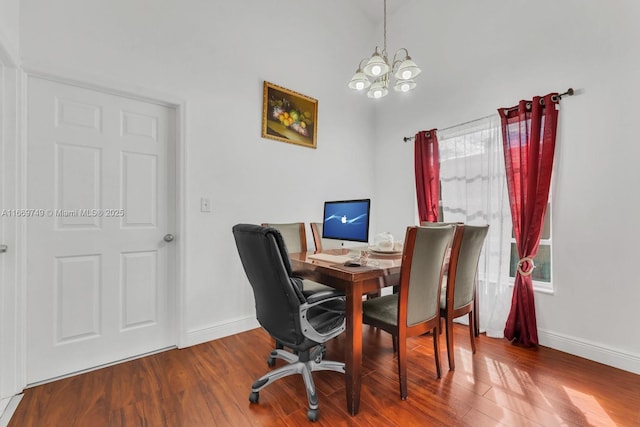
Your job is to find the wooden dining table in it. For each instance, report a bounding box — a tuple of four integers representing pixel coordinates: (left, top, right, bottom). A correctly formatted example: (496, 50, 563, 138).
(288, 248, 402, 416)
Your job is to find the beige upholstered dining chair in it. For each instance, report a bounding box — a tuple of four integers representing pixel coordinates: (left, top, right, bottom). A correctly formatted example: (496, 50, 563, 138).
(310, 222, 343, 252)
(439, 224, 489, 371)
(361, 225, 455, 400)
(261, 222, 333, 294)
(261, 222, 307, 253)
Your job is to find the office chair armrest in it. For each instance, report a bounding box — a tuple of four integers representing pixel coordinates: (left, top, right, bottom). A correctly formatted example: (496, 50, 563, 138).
(306, 290, 345, 314)
(299, 295, 346, 343)
(305, 290, 345, 305)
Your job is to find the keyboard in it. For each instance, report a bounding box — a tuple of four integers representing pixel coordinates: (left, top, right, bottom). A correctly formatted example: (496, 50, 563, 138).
(307, 253, 352, 264)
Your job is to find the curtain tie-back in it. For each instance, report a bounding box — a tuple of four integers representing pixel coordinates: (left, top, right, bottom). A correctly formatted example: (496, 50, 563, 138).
(517, 257, 535, 276)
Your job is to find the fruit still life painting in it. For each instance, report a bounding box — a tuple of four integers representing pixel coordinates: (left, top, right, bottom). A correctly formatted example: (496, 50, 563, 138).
(262, 81, 318, 149)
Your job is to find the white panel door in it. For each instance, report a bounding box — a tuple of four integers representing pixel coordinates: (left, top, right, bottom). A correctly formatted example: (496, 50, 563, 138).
(26, 77, 176, 384)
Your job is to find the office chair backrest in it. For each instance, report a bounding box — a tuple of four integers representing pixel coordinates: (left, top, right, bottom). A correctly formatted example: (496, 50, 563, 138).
(233, 224, 306, 346)
(261, 222, 307, 253)
(449, 225, 489, 310)
(402, 225, 455, 327)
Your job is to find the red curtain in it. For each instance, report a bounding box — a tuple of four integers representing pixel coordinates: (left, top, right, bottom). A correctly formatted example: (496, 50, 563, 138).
(414, 129, 440, 223)
(499, 93, 559, 347)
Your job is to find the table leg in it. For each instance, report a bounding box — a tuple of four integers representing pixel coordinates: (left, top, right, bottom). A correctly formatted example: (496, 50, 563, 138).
(344, 281, 363, 415)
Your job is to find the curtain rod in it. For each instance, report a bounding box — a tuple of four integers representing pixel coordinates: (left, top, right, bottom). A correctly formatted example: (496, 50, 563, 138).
(402, 88, 574, 142)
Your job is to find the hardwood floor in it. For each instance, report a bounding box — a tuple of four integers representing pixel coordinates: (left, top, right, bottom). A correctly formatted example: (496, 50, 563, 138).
(10, 324, 640, 426)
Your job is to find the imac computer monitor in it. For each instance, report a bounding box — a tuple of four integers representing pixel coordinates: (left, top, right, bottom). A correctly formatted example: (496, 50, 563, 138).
(322, 199, 371, 243)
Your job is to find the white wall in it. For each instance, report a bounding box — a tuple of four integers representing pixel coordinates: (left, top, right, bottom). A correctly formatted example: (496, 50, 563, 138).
(19, 0, 378, 345)
(17, 0, 640, 374)
(374, 0, 640, 373)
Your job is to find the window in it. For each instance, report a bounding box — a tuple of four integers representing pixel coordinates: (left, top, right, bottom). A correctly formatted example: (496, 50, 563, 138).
(438, 115, 554, 301)
(508, 203, 553, 292)
(437, 115, 515, 337)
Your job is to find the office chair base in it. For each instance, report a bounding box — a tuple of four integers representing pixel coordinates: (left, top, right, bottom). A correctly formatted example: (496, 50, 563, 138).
(249, 347, 345, 422)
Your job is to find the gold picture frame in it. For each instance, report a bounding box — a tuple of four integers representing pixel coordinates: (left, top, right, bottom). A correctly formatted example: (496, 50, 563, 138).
(262, 81, 317, 149)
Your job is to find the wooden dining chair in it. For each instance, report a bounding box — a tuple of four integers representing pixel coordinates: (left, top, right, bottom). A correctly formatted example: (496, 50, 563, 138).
(309, 222, 342, 252)
(362, 225, 455, 399)
(261, 222, 307, 253)
(440, 224, 489, 371)
(261, 222, 333, 295)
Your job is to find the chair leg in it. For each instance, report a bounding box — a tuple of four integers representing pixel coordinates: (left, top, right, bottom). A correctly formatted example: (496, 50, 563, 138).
(468, 311, 476, 354)
(251, 347, 344, 422)
(300, 364, 319, 411)
(445, 317, 455, 371)
(433, 326, 442, 378)
(397, 336, 408, 400)
(251, 360, 306, 393)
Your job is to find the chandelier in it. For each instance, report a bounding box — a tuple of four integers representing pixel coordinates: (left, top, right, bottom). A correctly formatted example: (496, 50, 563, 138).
(348, 0, 422, 99)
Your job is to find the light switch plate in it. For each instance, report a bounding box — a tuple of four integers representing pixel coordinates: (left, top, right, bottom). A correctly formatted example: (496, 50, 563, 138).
(200, 197, 211, 212)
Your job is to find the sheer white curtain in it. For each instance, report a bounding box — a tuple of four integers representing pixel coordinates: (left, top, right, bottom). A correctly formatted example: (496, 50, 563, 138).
(438, 115, 512, 338)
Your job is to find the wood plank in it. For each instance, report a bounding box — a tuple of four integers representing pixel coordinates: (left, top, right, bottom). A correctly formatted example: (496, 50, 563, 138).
(9, 325, 640, 426)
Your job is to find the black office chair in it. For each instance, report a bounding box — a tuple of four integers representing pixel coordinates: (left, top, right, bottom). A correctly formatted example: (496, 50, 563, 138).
(232, 224, 346, 422)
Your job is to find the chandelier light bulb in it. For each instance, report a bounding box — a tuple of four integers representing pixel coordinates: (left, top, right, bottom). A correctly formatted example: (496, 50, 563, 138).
(363, 52, 389, 78)
(348, 70, 371, 91)
(367, 79, 389, 98)
(393, 79, 416, 93)
(394, 58, 422, 80)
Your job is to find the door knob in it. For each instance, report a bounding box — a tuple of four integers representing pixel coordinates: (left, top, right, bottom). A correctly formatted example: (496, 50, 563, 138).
(163, 234, 175, 242)
(0, 244, 7, 253)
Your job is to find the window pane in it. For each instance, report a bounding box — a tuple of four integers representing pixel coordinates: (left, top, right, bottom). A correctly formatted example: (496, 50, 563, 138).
(509, 243, 551, 283)
(511, 203, 551, 239)
(540, 205, 551, 239)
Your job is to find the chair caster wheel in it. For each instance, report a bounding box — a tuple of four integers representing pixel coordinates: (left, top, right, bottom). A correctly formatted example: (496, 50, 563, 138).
(249, 391, 259, 403)
(307, 408, 318, 422)
(267, 357, 276, 367)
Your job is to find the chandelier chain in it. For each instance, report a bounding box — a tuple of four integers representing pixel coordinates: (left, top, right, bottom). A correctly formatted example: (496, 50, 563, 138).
(383, 0, 387, 54)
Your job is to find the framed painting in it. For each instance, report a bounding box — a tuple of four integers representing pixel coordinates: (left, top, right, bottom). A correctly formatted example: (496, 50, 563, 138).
(262, 81, 317, 149)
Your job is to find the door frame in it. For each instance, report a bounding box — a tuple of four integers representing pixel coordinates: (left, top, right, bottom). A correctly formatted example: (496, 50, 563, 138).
(0, 37, 23, 408)
(18, 66, 188, 389)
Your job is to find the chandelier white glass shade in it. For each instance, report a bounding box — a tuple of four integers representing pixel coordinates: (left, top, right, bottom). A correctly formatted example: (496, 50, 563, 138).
(348, 0, 422, 99)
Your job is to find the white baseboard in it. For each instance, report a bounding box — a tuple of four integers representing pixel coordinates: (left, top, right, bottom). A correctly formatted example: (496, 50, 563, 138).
(0, 394, 23, 427)
(181, 316, 259, 348)
(538, 328, 640, 375)
(183, 321, 640, 374)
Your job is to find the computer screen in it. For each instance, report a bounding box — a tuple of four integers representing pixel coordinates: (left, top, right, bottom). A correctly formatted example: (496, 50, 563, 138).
(322, 199, 371, 243)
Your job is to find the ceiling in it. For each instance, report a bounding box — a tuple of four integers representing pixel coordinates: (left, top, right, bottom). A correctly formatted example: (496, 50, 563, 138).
(351, 0, 407, 24)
